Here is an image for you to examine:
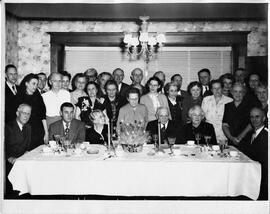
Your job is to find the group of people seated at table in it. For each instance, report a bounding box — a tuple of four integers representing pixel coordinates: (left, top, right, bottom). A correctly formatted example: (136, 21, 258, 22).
(4, 64, 268, 200)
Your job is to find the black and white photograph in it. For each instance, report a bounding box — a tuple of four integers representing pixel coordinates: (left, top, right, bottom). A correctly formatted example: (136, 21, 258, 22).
(1, 0, 268, 213)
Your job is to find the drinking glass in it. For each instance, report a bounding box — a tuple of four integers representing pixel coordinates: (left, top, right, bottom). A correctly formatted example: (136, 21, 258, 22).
(194, 133, 201, 147)
(53, 134, 61, 146)
(168, 137, 176, 155)
(112, 136, 119, 150)
(204, 135, 211, 147)
(152, 134, 159, 149)
(218, 140, 227, 155)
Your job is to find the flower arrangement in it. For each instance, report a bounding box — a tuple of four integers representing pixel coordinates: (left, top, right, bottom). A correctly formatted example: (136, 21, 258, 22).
(118, 121, 150, 152)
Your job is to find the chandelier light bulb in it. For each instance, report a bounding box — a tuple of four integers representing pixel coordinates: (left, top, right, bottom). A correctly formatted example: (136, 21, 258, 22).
(139, 32, 149, 42)
(148, 37, 157, 46)
(157, 33, 166, 44)
(124, 34, 132, 44)
(131, 37, 139, 46)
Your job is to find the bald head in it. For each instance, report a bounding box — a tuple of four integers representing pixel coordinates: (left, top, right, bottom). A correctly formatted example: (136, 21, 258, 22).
(250, 107, 266, 130)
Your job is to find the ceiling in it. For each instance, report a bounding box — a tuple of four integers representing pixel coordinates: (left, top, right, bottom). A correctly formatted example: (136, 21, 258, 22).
(6, 3, 268, 21)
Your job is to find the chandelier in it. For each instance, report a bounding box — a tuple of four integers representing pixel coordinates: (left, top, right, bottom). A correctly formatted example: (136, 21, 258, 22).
(123, 16, 166, 62)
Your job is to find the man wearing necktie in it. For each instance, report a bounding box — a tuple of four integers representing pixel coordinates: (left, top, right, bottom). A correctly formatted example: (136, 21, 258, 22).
(48, 102, 85, 144)
(240, 107, 268, 200)
(146, 106, 184, 144)
(5, 64, 19, 123)
(5, 103, 32, 198)
(198, 68, 213, 97)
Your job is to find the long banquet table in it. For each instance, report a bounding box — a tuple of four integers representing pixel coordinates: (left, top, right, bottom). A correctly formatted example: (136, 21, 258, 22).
(8, 144, 261, 200)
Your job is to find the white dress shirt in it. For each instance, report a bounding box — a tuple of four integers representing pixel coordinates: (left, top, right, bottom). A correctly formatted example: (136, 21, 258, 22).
(201, 95, 233, 141)
(42, 89, 71, 117)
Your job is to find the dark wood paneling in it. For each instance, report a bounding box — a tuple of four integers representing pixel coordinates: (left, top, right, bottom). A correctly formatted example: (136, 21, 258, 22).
(6, 3, 268, 21)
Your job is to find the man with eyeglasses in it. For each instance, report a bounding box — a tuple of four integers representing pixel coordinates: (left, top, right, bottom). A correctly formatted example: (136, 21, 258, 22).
(5, 103, 32, 198)
(42, 72, 71, 127)
(84, 68, 98, 83)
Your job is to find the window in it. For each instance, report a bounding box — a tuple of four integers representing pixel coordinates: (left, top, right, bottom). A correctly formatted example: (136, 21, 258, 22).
(64, 46, 231, 89)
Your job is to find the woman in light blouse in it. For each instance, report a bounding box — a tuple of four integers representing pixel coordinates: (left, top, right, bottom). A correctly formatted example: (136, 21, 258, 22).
(70, 73, 87, 105)
(140, 76, 170, 122)
(201, 79, 233, 142)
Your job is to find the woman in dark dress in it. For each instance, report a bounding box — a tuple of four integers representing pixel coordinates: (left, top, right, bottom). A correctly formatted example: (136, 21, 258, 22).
(103, 80, 127, 135)
(181, 81, 203, 125)
(164, 82, 183, 123)
(75, 81, 105, 128)
(14, 73, 48, 149)
(85, 109, 108, 145)
(183, 105, 217, 145)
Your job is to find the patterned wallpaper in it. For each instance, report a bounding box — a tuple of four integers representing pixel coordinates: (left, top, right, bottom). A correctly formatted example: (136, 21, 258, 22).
(5, 16, 268, 79)
(6, 15, 18, 67)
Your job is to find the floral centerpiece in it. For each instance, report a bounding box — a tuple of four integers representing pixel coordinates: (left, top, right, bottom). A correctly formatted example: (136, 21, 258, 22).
(118, 121, 150, 153)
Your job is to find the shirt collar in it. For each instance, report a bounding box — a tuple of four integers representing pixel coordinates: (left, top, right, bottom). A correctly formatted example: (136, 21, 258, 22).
(254, 125, 264, 138)
(62, 120, 70, 128)
(16, 120, 24, 131)
(6, 81, 16, 92)
(161, 121, 168, 129)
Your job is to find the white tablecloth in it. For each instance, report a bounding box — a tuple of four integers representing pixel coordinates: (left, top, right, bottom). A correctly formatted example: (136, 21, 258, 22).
(8, 144, 261, 200)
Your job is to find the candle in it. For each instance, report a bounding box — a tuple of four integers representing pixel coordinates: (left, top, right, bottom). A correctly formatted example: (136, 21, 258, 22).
(158, 121, 161, 150)
(108, 121, 111, 150)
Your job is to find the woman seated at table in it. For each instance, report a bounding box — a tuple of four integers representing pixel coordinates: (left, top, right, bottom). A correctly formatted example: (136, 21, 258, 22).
(117, 87, 148, 130)
(85, 109, 108, 145)
(183, 105, 217, 145)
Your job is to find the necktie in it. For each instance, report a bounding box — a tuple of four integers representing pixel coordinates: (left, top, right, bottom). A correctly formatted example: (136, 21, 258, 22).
(64, 123, 70, 136)
(250, 133, 256, 144)
(12, 85, 17, 95)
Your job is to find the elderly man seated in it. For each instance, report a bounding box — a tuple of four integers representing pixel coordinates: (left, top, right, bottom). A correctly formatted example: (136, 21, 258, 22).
(183, 105, 217, 145)
(5, 103, 32, 198)
(240, 107, 268, 200)
(146, 106, 184, 144)
(49, 102, 85, 144)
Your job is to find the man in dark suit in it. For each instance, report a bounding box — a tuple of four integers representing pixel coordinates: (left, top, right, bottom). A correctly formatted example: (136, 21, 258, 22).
(113, 68, 130, 98)
(49, 102, 85, 144)
(171, 74, 189, 99)
(240, 107, 268, 200)
(130, 68, 146, 96)
(5, 103, 32, 198)
(146, 106, 185, 144)
(5, 64, 19, 123)
(198, 68, 213, 97)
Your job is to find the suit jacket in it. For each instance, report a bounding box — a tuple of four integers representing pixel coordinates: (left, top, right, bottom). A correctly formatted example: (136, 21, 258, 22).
(183, 122, 217, 145)
(140, 93, 171, 122)
(49, 119, 86, 144)
(146, 120, 185, 144)
(119, 82, 130, 98)
(179, 90, 189, 99)
(240, 127, 268, 200)
(5, 120, 31, 159)
(85, 125, 108, 145)
(5, 82, 19, 123)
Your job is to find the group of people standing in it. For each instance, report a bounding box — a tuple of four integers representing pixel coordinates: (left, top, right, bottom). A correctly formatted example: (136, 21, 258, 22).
(4, 64, 268, 199)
